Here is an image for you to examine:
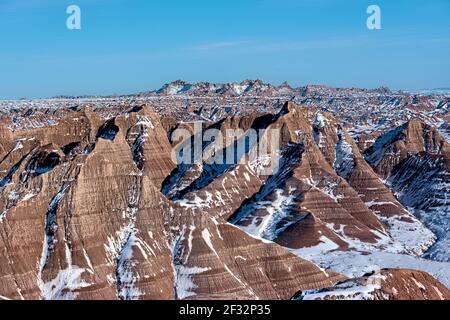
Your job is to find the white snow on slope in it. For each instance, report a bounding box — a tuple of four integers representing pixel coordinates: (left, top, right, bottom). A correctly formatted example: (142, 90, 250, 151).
(292, 242, 450, 289)
(38, 265, 92, 300)
(135, 115, 154, 129)
(104, 207, 143, 300)
(12, 141, 23, 152)
(232, 84, 250, 95)
(37, 184, 93, 300)
(314, 112, 328, 129)
(334, 131, 354, 178)
(313, 113, 328, 147)
(300, 273, 385, 300)
(175, 265, 210, 300)
(239, 189, 297, 241)
(365, 124, 406, 167)
(378, 215, 436, 256)
(291, 236, 339, 261)
(386, 155, 450, 262)
(171, 225, 212, 300)
(202, 229, 219, 257)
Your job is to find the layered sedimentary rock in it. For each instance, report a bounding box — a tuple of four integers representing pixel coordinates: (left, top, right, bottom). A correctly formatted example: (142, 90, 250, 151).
(1, 101, 449, 300)
(166, 102, 434, 257)
(0, 105, 342, 300)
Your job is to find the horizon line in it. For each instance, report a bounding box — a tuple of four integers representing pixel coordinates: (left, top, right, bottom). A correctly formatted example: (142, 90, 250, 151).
(2, 80, 448, 101)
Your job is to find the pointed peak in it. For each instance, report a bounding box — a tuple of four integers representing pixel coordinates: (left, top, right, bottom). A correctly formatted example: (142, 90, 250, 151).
(128, 103, 157, 116)
(280, 101, 298, 115)
(280, 101, 311, 114)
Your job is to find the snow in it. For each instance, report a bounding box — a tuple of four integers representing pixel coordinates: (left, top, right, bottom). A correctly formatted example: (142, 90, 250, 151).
(7, 191, 19, 201)
(172, 226, 214, 299)
(38, 266, 92, 300)
(365, 124, 407, 167)
(2, 82, 449, 299)
(104, 207, 142, 300)
(39, 184, 70, 283)
(37, 226, 92, 300)
(434, 286, 445, 300)
(334, 131, 354, 178)
(227, 222, 274, 244)
(292, 248, 450, 289)
(164, 83, 192, 95)
(412, 278, 426, 290)
(177, 193, 214, 210)
(291, 236, 340, 260)
(314, 113, 328, 130)
(316, 182, 343, 203)
(223, 264, 251, 293)
(233, 147, 304, 241)
(201, 226, 255, 295)
(248, 153, 279, 177)
(135, 115, 154, 129)
(365, 200, 395, 208)
(82, 248, 95, 274)
(312, 113, 330, 148)
(235, 255, 247, 261)
(168, 85, 183, 95)
(185, 225, 196, 263)
(378, 215, 436, 256)
(202, 229, 219, 257)
(12, 141, 23, 152)
(171, 226, 205, 300)
(232, 84, 250, 95)
(321, 216, 434, 258)
(238, 189, 298, 241)
(363, 198, 437, 256)
(437, 120, 450, 143)
(386, 154, 450, 262)
(300, 276, 383, 300)
(175, 266, 210, 299)
(103, 183, 148, 300)
(21, 192, 36, 202)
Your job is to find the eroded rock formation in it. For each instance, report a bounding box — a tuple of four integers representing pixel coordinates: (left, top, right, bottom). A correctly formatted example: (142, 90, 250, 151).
(1, 101, 449, 300)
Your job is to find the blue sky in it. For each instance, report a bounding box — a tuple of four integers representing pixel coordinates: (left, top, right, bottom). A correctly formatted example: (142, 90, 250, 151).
(0, 0, 449, 99)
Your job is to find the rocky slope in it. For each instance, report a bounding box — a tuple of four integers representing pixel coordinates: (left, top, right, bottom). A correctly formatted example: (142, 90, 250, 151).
(365, 120, 450, 262)
(1, 82, 449, 300)
(0, 106, 344, 300)
(165, 103, 436, 258)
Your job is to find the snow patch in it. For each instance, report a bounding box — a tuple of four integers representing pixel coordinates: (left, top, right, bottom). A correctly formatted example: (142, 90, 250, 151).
(334, 130, 354, 178)
(175, 266, 210, 299)
(291, 236, 339, 260)
(293, 249, 450, 289)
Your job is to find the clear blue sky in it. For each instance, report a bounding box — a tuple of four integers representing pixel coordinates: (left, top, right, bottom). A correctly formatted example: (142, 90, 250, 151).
(0, 0, 449, 99)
